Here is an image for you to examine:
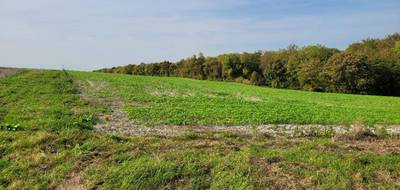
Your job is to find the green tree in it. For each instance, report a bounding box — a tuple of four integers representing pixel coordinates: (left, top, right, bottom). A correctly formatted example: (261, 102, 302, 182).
(325, 52, 373, 94)
(285, 45, 302, 88)
(250, 71, 263, 85)
(219, 54, 241, 80)
(203, 57, 223, 80)
(260, 51, 288, 88)
(395, 41, 400, 54)
(302, 45, 339, 62)
(298, 59, 325, 91)
(239, 52, 261, 79)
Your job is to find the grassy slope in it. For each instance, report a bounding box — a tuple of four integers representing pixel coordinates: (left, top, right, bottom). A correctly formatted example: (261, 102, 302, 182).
(72, 71, 400, 126)
(0, 70, 399, 190)
(0, 70, 95, 189)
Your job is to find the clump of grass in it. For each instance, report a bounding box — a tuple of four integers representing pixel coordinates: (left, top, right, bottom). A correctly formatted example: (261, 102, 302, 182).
(375, 126, 389, 138)
(179, 131, 201, 140)
(73, 114, 96, 130)
(98, 156, 182, 190)
(110, 134, 128, 143)
(211, 151, 253, 190)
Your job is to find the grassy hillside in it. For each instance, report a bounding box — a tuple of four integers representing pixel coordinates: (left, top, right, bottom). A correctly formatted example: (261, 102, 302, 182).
(72, 71, 400, 126)
(1, 70, 400, 190)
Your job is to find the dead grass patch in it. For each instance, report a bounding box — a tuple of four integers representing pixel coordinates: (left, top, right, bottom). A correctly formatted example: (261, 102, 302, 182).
(333, 123, 379, 141)
(150, 90, 194, 97)
(236, 93, 263, 102)
(55, 170, 86, 190)
(250, 157, 315, 189)
(341, 139, 400, 155)
(0, 67, 20, 78)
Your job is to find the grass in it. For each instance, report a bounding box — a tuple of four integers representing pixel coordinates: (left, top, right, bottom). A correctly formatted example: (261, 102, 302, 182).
(0, 70, 97, 131)
(71, 71, 400, 126)
(0, 70, 399, 189)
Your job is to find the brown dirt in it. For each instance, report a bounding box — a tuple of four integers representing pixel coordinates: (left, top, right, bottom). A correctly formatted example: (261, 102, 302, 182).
(251, 157, 316, 189)
(0, 67, 20, 78)
(55, 171, 86, 190)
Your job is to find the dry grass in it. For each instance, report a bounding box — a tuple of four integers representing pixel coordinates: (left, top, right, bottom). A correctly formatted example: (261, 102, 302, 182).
(0, 67, 20, 78)
(333, 122, 379, 141)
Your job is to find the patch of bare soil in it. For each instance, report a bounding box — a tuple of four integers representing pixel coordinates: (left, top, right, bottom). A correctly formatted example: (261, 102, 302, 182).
(236, 93, 263, 102)
(55, 171, 85, 190)
(333, 123, 382, 141)
(0, 67, 20, 78)
(251, 157, 316, 189)
(95, 110, 400, 138)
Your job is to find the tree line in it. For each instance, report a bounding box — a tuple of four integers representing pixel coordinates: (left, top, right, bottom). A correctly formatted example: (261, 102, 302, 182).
(96, 33, 400, 96)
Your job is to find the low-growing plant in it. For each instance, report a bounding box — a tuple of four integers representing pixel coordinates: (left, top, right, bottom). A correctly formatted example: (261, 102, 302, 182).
(73, 114, 96, 130)
(0, 124, 22, 131)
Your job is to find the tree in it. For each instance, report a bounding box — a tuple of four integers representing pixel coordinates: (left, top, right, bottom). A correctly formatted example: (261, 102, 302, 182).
(203, 57, 223, 80)
(346, 33, 400, 95)
(239, 52, 261, 79)
(177, 54, 206, 79)
(133, 63, 146, 75)
(325, 52, 373, 94)
(369, 60, 400, 96)
(250, 71, 263, 85)
(302, 45, 339, 62)
(395, 41, 400, 54)
(159, 61, 173, 76)
(296, 45, 339, 91)
(260, 51, 288, 88)
(285, 45, 302, 88)
(193, 53, 206, 79)
(219, 54, 241, 80)
(298, 59, 325, 91)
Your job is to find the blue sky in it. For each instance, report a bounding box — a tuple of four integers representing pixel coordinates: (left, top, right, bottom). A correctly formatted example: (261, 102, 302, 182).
(1, 0, 399, 70)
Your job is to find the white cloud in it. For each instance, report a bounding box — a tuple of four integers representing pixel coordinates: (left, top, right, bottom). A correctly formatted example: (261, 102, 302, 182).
(0, 0, 399, 70)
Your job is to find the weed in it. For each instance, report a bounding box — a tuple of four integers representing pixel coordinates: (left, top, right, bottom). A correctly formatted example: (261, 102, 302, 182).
(0, 124, 22, 131)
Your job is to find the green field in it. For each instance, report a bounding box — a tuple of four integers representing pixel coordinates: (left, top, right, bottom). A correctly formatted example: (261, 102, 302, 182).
(1, 70, 400, 190)
(72, 71, 400, 126)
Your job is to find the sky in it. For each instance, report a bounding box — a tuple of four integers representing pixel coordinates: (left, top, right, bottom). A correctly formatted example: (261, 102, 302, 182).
(0, 0, 399, 71)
